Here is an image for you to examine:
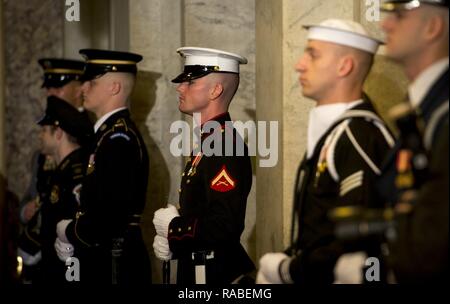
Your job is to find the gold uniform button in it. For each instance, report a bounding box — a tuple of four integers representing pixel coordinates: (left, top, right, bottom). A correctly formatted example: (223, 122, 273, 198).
(178, 228, 182, 232)
(187, 179, 191, 184)
(182, 173, 185, 177)
(169, 229, 173, 233)
(178, 188, 182, 193)
(188, 226, 192, 231)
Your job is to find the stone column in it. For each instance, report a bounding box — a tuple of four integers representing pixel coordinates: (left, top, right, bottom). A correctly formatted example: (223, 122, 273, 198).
(255, 0, 284, 258)
(63, 0, 111, 58)
(255, 0, 406, 258)
(129, 0, 184, 283)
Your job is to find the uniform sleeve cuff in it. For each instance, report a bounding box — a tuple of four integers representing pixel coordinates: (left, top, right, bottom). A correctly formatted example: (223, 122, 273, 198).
(279, 257, 294, 284)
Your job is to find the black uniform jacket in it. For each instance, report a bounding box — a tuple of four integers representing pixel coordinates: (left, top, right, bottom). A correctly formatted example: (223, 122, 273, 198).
(289, 100, 392, 284)
(65, 109, 151, 284)
(40, 148, 89, 282)
(168, 112, 255, 285)
(381, 69, 449, 283)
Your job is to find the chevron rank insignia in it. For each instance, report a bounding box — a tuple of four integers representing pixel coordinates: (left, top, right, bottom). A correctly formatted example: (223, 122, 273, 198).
(210, 165, 236, 192)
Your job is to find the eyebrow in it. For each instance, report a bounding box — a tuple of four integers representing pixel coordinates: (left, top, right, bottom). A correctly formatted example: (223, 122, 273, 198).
(305, 47, 318, 55)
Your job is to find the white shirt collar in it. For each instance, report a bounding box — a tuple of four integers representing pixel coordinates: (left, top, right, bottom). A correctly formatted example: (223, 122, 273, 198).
(94, 107, 127, 133)
(307, 99, 363, 159)
(408, 57, 449, 109)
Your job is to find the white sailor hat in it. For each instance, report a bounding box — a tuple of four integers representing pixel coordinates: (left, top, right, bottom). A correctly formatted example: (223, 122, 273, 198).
(172, 47, 248, 83)
(303, 19, 382, 54)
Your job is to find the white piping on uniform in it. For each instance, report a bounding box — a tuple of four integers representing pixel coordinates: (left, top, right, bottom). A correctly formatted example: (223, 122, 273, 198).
(345, 125, 381, 175)
(424, 101, 449, 150)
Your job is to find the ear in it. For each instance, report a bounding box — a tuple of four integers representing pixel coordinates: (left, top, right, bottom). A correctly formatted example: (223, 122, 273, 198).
(55, 127, 64, 140)
(209, 82, 224, 100)
(337, 56, 354, 78)
(425, 15, 445, 42)
(111, 81, 121, 96)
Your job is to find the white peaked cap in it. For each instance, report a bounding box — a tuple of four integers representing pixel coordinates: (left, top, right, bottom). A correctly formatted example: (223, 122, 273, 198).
(303, 19, 383, 54)
(177, 47, 248, 73)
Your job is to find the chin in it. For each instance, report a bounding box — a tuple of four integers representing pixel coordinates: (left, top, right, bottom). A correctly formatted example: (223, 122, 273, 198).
(179, 105, 191, 115)
(301, 90, 313, 99)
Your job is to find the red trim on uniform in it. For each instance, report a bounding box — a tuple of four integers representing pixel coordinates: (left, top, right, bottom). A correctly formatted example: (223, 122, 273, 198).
(168, 218, 198, 241)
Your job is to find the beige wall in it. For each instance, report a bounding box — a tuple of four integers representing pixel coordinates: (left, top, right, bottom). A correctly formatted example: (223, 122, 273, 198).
(129, 0, 184, 283)
(255, 0, 284, 257)
(63, 0, 111, 59)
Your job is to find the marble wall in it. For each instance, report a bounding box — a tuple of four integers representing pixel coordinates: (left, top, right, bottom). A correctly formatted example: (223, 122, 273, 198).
(4, 0, 64, 199)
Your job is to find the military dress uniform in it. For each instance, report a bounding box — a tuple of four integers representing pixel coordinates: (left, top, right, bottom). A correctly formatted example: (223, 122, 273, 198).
(62, 48, 151, 284)
(18, 96, 92, 283)
(286, 100, 394, 284)
(168, 112, 255, 285)
(40, 148, 89, 282)
(63, 109, 151, 284)
(376, 50, 449, 282)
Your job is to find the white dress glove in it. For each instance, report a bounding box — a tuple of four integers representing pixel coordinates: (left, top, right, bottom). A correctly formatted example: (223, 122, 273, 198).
(17, 248, 42, 266)
(256, 268, 271, 284)
(153, 235, 172, 261)
(153, 204, 179, 237)
(56, 219, 73, 243)
(257, 252, 290, 284)
(54, 238, 75, 262)
(334, 252, 367, 284)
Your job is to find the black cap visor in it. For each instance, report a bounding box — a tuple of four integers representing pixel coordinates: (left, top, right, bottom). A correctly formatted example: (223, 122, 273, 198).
(171, 65, 221, 83)
(37, 113, 56, 126)
(41, 73, 81, 88)
(81, 63, 138, 81)
(381, 0, 448, 11)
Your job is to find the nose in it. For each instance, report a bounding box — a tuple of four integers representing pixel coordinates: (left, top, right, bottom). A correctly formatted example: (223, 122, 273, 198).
(295, 54, 307, 74)
(381, 13, 394, 33)
(46, 87, 57, 97)
(81, 81, 90, 93)
(176, 83, 185, 94)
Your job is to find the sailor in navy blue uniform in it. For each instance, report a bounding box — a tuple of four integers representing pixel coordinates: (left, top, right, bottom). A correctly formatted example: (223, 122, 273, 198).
(256, 19, 394, 284)
(55, 49, 151, 284)
(152, 47, 255, 284)
(378, 0, 449, 283)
